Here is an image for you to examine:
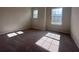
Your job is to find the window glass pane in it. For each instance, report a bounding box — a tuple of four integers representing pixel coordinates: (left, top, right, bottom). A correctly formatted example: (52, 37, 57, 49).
(33, 10, 38, 18)
(52, 8, 62, 16)
(51, 8, 62, 25)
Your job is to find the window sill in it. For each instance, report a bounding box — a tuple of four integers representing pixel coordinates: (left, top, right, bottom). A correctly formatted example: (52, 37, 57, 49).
(51, 23, 62, 25)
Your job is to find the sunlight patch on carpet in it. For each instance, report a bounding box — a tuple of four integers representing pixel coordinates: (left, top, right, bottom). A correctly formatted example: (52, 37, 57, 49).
(35, 32, 60, 52)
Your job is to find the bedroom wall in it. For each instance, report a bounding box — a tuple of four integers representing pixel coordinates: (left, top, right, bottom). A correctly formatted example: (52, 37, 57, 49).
(71, 7, 79, 48)
(0, 7, 32, 35)
(46, 7, 71, 33)
(32, 7, 71, 33)
(31, 7, 46, 30)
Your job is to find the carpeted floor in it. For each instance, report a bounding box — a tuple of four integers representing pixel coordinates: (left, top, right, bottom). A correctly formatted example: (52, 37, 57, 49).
(0, 29, 78, 52)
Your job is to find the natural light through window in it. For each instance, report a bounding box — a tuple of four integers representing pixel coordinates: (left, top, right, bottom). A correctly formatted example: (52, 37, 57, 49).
(7, 31, 24, 38)
(51, 8, 63, 25)
(7, 33, 18, 38)
(35, 32, 60, 52)
(33, 9, 38, 19)
(45, 33, 60, 40)
(16, 31, 24, 34)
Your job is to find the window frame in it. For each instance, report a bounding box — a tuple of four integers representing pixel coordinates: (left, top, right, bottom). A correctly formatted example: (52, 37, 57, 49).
(51, 8, 63, 25)
(32, 9, 39, 19)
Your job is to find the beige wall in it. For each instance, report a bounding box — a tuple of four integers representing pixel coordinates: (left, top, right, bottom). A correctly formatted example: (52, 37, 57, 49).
(31, 7, 46, 30)
(0, 7, 32, 34)
(32, 7, 71, 33)
(46, 7, 71, 33)
(71, 7, 79, 48)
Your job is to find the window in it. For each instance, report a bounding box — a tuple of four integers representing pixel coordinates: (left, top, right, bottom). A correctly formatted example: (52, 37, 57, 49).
(51, 8, 63, 25)
(33, 9, 38, 19)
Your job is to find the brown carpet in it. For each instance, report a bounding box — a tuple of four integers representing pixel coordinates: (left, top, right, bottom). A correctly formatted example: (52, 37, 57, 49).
(0, 29, 78, 52)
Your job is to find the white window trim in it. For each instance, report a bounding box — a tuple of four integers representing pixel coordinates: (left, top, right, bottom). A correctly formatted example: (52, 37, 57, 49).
(51, 8, 63, 25)
(33, 9, 38, 19)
